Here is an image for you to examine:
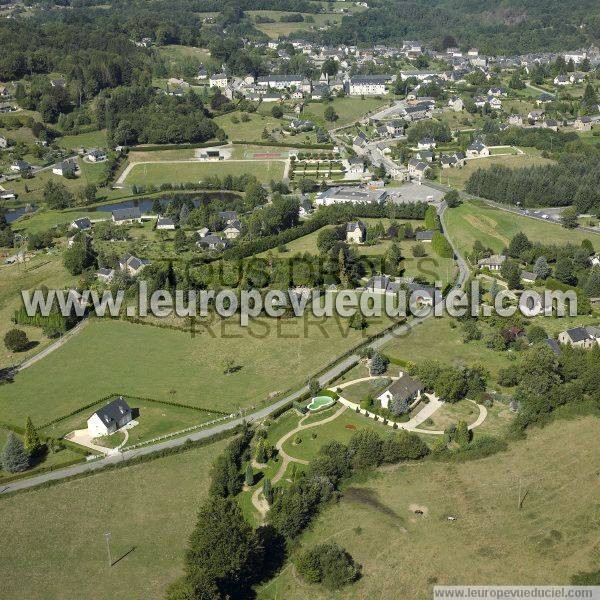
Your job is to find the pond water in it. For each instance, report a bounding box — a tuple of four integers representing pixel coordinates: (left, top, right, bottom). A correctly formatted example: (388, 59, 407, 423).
(5, 205, 37, 223)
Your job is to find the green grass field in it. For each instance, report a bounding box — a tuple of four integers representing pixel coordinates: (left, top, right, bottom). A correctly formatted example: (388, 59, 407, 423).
(0, 313, 400, 434)
(247, 10, 346, 38)
(0, 437, 230, 600)
(445, 200, 600, 256)
(124, 159, 285, 186)
(302, 97, 389, 130)
(258, 415, 600, 599)
(381, 316, 514, 380)
(441, 153, 553, 189)
(215, 111, 283, 142)
(55, 129, 107, 151)
(0, 253, 78, 366)
(157, 45, 213, 75)
(6, 159, 107, 207)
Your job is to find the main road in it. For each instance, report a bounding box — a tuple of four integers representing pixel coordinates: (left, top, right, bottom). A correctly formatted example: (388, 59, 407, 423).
(0, 200, 468, 495)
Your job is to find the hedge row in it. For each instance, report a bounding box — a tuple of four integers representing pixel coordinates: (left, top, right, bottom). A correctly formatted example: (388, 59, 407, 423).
(432, 231, 454, 259)
(223, 203, 427, 260)
(232, 139, 334, 150)
(40, 392, 227, 430)
(2, 426, 243, 497)
(122, 315, 196, 334)
(124, 394, 229, 416)
(0, 457, 87, 486)
(129, 140, 226, 152)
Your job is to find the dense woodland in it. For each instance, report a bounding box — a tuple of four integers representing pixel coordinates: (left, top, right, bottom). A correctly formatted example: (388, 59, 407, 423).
(318, 0, 600, 54)
(466, 153, 600, 214)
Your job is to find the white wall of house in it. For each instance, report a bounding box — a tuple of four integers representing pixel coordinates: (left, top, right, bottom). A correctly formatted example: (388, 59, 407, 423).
(87, 413, 111, 437)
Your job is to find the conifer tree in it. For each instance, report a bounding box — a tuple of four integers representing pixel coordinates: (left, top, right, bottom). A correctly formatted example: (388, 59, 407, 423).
(244, 464, 253, 486)
(2, 432, 29, 473)
(24, 417, 42, 455)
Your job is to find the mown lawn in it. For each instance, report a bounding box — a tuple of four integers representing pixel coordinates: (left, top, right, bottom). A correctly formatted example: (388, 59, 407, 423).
(0, 437, 230, 600)
(55, 129, 107, 150)
(258, 415, 600, 599)
(416, 399, 480, 431)
(0, 313, 399, 432)
(444, 200, 600, 256)
(124, 159, 285, 185)
(280, 407, 392, 462)
(302, 97, 390, 129)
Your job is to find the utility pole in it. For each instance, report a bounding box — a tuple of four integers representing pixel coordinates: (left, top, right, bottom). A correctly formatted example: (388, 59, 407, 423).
(104, 532, 112, 567)
(517, 476, 522, 510)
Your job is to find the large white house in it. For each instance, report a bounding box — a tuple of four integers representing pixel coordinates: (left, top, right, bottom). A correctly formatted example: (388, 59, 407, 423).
(347, 76, 388, 96)
(87, 396, 132, 437)
(209, 73, 228, 88)
(256, 75, 310, 91)
(315, 186, 388, 206)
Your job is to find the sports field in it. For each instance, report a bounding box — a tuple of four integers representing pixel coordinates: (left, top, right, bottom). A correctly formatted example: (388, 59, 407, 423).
(123, 159, 285, 186)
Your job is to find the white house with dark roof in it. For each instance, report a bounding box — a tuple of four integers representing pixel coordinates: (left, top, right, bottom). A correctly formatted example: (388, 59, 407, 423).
(558, 327, 599, 349)
(346, 220, 366, 244)
(407, 158, 429, 180)
(347, 76, 388, 96)
(197, 234, 229, 250)
(52, 160, 77, 177)
(574, 116, 592, 132)
(112, 207, 142, 224)
(417, 137, 436, 150)
(119, 252, 151, 276)
(86, 149, 107, 162)
(96, 268, 115, 283)
(209, 73, 229, 88)
(477, 254, 506, 271)
(156, 216, 176, 230)
(416, 230, 434, 242)
(10, 160, 31, 172)
(223, 220, 243, 239)
(466, 140, 490, 158)
(87, 396, 132, 437)
(376, 372, 424, 410)
(448, 96, 464, 112)
(70, 217, 92, 231)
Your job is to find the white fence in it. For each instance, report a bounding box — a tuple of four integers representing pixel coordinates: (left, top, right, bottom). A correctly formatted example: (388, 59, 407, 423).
(121, 413, 235, 451)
